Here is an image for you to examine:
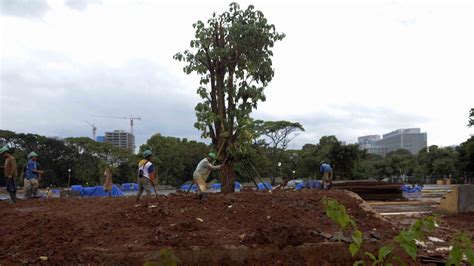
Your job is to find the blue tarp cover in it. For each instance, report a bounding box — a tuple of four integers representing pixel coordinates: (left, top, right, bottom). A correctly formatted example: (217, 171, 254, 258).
(295, 183, 305, 191)
(257, 182, 273, 191)
(180, 183, 198, 191)
(71, 185, 83, 191)
(401, 184, 423, 193)
(305, 180, 322, 189)
(122, 183, 139, 191)
(211, 182, 242, 190)
(79, 185, 124, 197)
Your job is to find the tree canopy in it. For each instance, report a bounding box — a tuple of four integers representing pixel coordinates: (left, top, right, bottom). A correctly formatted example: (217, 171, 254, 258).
(469, 108, 474, 127)
(174, 2, 285, 192)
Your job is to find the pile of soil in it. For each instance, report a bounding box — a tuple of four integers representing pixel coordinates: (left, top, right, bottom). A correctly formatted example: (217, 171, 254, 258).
(0, 190, 397, 265)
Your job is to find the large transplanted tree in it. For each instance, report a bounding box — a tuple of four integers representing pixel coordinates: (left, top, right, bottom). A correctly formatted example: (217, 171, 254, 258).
(174, 3, 285, 193)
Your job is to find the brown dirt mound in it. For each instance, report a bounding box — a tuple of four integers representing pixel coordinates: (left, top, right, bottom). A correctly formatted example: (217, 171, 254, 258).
(0, 190, 396, 264)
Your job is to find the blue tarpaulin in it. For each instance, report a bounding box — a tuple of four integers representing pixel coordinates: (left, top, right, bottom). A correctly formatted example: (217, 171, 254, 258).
(79, 185, 124, 197)
(121, 183, 139, 191)
(211, 182, 242, 190)
(401, 184, 423, 193)
(305, 180, 322, 189)
(295, 182, 305, 191)
(180, 183, 198, 191)
(257, 182, 273, 191)
(71, 185, 83, 191)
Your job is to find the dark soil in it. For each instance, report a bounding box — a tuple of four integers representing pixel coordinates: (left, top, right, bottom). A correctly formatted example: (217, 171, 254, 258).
(0, 190, 397, 265)
(439, 212, 474, 239)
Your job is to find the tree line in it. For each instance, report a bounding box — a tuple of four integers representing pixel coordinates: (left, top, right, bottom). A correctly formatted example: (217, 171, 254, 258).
(1, 128, 473, 188)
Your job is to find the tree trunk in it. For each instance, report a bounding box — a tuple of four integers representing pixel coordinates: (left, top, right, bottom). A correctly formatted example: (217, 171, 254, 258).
(220, 163, 235, 193)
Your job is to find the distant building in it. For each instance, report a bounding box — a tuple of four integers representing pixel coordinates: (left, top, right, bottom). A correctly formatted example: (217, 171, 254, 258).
(358, 128, 427, 157)
(96, 136, 105, 143)
(104, 130, 135, 153)
(358, 135, 381, 149)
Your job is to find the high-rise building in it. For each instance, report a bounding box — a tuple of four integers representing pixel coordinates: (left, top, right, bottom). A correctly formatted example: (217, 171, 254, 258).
(104, 130, 135, 153)
(358, 135, 381, 149)
(358, 128, 427, 157)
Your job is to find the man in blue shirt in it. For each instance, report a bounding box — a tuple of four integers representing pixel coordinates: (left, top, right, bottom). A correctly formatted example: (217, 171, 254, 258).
(24, 151, 43, 198)
(320, 161, 333, 190)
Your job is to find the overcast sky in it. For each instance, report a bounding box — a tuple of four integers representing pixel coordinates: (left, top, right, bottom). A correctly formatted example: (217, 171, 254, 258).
(1, 0, 473, 149)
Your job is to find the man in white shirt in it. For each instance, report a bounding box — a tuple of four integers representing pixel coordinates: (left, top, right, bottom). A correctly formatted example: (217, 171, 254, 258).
(193, 152, 222, 199)
(136, 150, 155, 203)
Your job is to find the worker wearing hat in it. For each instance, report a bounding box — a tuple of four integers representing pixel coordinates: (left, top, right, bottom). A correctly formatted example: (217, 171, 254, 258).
(193, 152, 222, 199)
(136, 149, 155, 203)
(320, 161, 333, 190)
(1, 146, 18, 203)
(24, 151, 44, 198)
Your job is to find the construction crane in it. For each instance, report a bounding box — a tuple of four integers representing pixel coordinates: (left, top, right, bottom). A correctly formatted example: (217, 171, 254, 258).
(94, 115, 141, 135)
(84, 120, 97, 141)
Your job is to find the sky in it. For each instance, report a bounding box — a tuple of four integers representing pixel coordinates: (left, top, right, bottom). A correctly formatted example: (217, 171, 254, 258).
(0, 0, 473, 149)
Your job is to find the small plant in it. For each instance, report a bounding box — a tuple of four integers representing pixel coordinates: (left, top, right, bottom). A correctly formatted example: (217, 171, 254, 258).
(322, 197, 437, 266)
(144, 248, 181, 266)
(446, 232, 474, 266)
(322, 197, 364, 264)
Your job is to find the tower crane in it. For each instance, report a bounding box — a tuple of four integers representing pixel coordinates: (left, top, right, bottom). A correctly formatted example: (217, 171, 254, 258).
(94, 115, 141, 135)
(84, 120, 97, 140)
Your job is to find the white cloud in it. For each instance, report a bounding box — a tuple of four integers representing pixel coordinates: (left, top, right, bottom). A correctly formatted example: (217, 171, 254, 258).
(1, 0, 472, 148)
(0, 0, 50, 18)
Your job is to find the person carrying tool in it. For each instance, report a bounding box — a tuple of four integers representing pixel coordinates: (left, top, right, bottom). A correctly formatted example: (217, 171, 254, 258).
(103, 166, 113, 197)
(136, 150, 156, 203)
(320, 161, 333, 190)
(1, 146, 18, 203)
(193, 152, 222, 199)
(24, 151, 44, 199)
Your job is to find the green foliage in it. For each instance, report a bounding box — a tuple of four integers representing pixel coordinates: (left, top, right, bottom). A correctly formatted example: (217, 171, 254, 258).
(139, 134, 210, 186)
(252, 120, 304, 183)
(297, 136, 364, 179)
(394, 216, 436, 261)
(457, 136, 474, 179)
(322, 197, 355, 230)
(447, 232, 474, 266)
(175, 2, 285, 192)
(468, 108, 473, 127)
(322, 197, 439, 265)
(322, 197, 363, 261)
(0, 130, 137, 187)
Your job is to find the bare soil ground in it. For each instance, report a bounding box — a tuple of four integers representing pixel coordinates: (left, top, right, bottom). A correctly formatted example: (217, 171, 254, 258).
(0, 189, 470, 265)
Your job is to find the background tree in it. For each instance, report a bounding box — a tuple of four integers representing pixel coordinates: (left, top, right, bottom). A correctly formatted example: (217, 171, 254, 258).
(0, 130, 138, 188)
(139, 134, 210, 186)
(457, 136, 474, 182)
(174, 3, 285, 193)
(468, 108, 473, 127)
(253, 120, 304, 184)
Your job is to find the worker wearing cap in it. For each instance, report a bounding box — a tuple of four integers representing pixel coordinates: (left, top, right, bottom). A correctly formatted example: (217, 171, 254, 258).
(193, 152, 222, 198)
(24, 151, 44, 198)
(320, 161, 333, 190)
(136, 150, 155, 202)
(103, 166, 113, 197)
(1, 146, 18, 203)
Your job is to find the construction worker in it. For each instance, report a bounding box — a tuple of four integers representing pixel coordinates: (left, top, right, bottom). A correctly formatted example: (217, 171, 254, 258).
(320, 161, 333, 190)
(103, 166, 113, 197)
(24, 151, 44, 198)
(1, 146, 18, 203)
(136, 150, 155, 203)
(193, 152, 222, 199)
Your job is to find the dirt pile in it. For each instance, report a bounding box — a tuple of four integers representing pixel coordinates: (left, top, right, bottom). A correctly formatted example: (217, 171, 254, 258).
(0, 190, 396, 264)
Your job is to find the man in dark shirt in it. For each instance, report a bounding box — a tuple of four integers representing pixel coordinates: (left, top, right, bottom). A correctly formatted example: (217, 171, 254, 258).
(1, 146, 18, 203)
